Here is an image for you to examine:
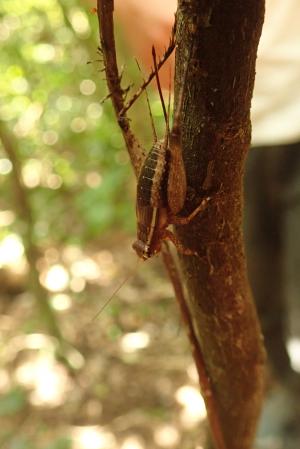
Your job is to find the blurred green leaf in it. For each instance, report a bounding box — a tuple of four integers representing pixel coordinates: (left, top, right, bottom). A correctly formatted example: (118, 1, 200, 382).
(0, 387, 27, 416)
(44, 437, 72, 449)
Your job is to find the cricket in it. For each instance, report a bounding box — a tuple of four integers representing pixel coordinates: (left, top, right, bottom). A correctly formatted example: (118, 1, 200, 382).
(92, 45, 209, 319)
(132, 46, 209, 261)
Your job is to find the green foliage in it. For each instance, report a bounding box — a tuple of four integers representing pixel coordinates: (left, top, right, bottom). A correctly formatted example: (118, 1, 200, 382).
(44, 437, 72, 449)
(0, 387, 27, 416)
(0, 0, 135, 245)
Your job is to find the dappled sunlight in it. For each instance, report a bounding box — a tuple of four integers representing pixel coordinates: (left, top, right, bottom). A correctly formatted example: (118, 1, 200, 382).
(0, 210, 15, 227)
(120, 331, 150, 353)
(68, 8, 91, 37)
(22, 156, 63, 190)
(40, 263, 70, 292)
(80, 79, 96, 96)
(56, 95, 72, 111)
(47, 173, 63, 189)
(86, 103, 103, 119)
(175, 385, 207, 428)
(50, 293, 72, 311)
(70, 276, 86, 292)
(13, 102, 43, 137)
(32, 43, 56, 63)
(15, 351, 71, 407)
(94, 250, 118, 286)
(72, 426, 116, 449)
(0, 369, 10, 393)
(120, 435, 145, 449)
(287, 337, 300, 373)
(186, 363, 199, 383)
(0, 157, 12, 174)
(11, 76, 29, 94)
(6, 333, 55, 363)
(0, 233, 25, 268)
(42, 129, 59, 146)
(70, 257, 101, 281)
(22, 333, 55, 350)
(153, 424, 180, 447)
(62, 249, 117, 288)
(85, 171, 102, 188)
(22, 158, 43, 187)
(62, 245, 84, 263)
(70, 116, 87, 133)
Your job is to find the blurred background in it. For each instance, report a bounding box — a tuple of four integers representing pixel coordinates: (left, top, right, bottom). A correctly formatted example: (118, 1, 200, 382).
(0, 1, 208, 449)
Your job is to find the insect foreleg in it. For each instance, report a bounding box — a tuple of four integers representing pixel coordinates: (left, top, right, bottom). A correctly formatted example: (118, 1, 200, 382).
(162, 229, 197, 256)
(167, 130, 187, 215)
(167, 49, 193, 215)
(169, 197, 210, 226)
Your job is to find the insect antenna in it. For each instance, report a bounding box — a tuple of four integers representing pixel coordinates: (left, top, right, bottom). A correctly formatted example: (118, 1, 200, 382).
(135, 59, 157, 141)
(172, 49, 192, 132)
(167, 65, 172, 136)
(152, 46, 169, 134)
(90, 258, 141, 322)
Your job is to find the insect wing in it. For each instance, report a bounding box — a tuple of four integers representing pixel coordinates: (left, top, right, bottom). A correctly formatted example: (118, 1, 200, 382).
(137, 141, 168, 208)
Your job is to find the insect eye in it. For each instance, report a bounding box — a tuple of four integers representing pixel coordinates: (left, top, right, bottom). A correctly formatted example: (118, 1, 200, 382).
(132, 240, 150, 260)
(132, 240, 144, 257)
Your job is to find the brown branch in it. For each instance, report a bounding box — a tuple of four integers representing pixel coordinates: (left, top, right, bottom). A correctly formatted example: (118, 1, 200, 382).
(96, 3, 228, 447)
(173, 2, 266, 449)
(161, 243, 226, 449)
(96, 0, 144, 175)
(120, 28, 176, 116)
(97, 3, 265, 448)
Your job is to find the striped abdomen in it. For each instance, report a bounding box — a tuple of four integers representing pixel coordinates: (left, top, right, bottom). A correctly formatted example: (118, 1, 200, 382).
(136, 139, 169, 208)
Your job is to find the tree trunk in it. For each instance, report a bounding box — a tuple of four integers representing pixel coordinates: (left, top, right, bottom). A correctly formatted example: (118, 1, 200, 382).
(174, 2, 266, 448)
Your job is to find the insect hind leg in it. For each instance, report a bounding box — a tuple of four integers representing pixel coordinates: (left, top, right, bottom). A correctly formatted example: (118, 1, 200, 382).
(163, 229, 197, 256)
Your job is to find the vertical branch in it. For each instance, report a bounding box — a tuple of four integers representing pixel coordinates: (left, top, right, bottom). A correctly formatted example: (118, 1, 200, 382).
(0, 122, 66, 350)
(96, 0, 144, 175)
(162, 243, 226, 449)
(173, 2, 266, 449)
(96, 1, 176, 174)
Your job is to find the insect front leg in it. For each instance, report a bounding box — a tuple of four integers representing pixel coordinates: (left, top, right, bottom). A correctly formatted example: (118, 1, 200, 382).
(151, 46, 187, 216)
(166, 62, 190, 215)
(162, 229, 197, 256)
(169, 197, 211, 226)
(167, 128, 187, 215)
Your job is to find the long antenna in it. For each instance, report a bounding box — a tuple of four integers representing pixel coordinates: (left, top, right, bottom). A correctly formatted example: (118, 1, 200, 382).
(167, 64, 172, 136)
(135, 59, 157, 141)
(173, 48, 192, 130)
(91, 258, 141, 322)
(152, 46, 168, 129)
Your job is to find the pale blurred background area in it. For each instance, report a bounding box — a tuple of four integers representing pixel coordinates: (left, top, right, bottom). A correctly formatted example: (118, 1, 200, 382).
(0, 1, 209, 449)
(1, 0, 300, 448)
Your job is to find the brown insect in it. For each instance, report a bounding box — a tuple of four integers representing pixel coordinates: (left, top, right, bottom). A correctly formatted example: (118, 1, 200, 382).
(132, 47, 209, 261)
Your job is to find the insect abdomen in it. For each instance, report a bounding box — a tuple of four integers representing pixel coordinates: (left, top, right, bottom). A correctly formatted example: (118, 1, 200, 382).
(137, 140, 168, 207)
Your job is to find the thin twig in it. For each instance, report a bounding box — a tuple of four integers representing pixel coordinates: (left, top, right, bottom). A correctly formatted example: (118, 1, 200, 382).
(161, 243, 227, 449)
(96, 0, 144, 175)
(96, 5, 226, 447)
(120, 28, 176, 116)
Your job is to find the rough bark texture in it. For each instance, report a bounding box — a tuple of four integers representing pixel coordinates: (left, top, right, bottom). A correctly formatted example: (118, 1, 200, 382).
(174, 2, 266, 448)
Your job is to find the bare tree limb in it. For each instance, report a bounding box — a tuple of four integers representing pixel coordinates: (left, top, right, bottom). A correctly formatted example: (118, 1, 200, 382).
(173, 2, 266, 448)
(162, 243, 226, 449)
(96, 0, 144, 175)
(120, 26, 176, 116)
(97, 2, 266, 448)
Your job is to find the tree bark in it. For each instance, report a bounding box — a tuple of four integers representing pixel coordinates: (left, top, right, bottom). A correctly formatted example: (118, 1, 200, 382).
(174, 2, 266, 448)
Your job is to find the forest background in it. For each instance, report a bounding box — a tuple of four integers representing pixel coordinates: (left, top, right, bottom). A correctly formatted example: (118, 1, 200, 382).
(0, 1, 210, 449)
